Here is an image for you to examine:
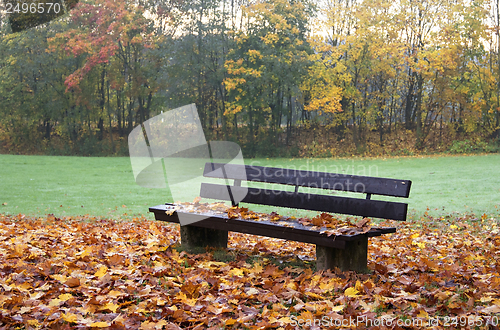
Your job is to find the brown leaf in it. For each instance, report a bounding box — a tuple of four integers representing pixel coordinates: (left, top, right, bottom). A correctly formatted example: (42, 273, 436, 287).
(65, 277, 80, 288)
(108, 254, 125, 266)
(356, 217, 371, 228)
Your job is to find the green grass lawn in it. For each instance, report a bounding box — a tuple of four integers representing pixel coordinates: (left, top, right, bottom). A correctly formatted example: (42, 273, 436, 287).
(0, 154, 499, 220)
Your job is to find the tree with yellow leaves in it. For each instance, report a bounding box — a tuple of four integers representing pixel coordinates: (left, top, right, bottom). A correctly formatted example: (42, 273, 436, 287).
(224, 0, 315, 156)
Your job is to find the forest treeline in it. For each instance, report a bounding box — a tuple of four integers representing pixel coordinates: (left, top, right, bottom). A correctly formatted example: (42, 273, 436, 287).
(1, 0, 500, 157)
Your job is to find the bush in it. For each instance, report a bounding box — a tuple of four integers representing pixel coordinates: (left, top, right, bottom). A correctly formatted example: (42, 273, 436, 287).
(391, 148, 414, 156)
(447, 139, 497, 154)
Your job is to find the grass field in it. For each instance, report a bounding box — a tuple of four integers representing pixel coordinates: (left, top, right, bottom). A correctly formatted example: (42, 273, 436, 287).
(0, 154, 499, 220)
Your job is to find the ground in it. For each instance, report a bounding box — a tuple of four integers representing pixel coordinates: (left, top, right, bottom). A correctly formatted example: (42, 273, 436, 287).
(0, 213, 499, 329)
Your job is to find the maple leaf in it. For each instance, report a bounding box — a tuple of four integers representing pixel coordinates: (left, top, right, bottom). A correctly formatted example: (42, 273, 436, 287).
(27, 320, 40, 327)
(94, 265, 108, 278)
(48, 298, 63, 307)
(356, 217, 371, 228)
(62, 313, 79, 323)
(225, 319, 238, 326)
(140, 320, 169, 330)
(89, 321, 110, 327)
(331, 305, 344, 312)
(344, 287, 360, 298)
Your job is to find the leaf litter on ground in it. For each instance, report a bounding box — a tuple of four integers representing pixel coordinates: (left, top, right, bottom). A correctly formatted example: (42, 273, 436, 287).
(0, 211, 498, 329)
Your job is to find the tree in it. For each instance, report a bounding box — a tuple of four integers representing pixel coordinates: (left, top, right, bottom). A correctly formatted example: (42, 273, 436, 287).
(0, 16, 77, 151)
(224, 0, 314, 156)
(47, 0, 171, 151)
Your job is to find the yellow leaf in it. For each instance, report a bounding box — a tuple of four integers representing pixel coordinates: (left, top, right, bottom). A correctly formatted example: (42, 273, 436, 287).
(412, 241, 426, 249)
(58, 293, 73, 301)
(305, 291, 324, 300)
(450, 225, 458, 230)
(252, 263, 263, 274)
(229, 268, 244, 277)
(50, 274, 67, 283)
(107, 290, 123, 298)
(62, 313, 78, 323)
(48, 298, 62, 307)
(89, 322, 110, 327)
(139, 321, 154, 330)
(344, 287, 360, 298)
(480, 296, 493, 303)
(27, 320, 40, 327)
(103, 302, 120, 313)
(417, 310, 429, 318)
(331, 305, 344, 312)
(277, 316, 291, 324)
(298, 310, 314, 320)
(140, 320, 167, 330)
(94, 266, 108, 278)
(155, 320, 168, 328)
(198, 261, 227, 269)
(78, 247, 93, 258)
(156, 298, 167, 306)
(16, 282, 32, 292)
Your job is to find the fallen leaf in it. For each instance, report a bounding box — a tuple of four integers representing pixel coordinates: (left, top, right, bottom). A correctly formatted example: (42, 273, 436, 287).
(89, 321, 110, 327)
(94, 266, 108, 278)
(344, 287, 360, 298)
(65, 277, 80, 288)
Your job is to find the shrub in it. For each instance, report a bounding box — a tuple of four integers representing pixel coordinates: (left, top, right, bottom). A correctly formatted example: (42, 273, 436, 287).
(447, 139, 496, 154)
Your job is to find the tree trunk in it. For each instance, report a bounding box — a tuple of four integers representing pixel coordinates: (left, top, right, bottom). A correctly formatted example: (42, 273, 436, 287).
(405, 71, 415, 130)
(107, 80, 115, 153)
(415, 74, 424, 149)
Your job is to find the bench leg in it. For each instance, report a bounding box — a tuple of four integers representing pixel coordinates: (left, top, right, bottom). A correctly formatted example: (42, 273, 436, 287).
(316, 237, 369, 273)
(180, 225, 228, 252)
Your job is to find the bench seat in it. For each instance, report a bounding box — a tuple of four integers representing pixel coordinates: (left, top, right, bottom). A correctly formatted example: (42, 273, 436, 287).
(149, 203, 396, 249)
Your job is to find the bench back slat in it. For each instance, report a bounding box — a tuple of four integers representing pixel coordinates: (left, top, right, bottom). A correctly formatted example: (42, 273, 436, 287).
(203, 163, 411, 198)
(200, 183, 408, 221)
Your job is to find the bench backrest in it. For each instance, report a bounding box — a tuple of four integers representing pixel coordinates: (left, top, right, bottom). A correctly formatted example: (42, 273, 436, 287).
(200, 163, 411, 221)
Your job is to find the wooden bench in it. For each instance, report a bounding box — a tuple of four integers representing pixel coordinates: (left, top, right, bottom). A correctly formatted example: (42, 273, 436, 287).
(149, 162, 411, 273)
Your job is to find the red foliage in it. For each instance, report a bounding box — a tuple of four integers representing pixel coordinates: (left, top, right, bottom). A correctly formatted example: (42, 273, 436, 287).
(48, 0, 160, 95)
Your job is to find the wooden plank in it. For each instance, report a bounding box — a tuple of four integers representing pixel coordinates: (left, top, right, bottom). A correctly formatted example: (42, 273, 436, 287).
(203, 163, 411, 198)
(200, 183, 409, 221)
(149, 205, 396, 248)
